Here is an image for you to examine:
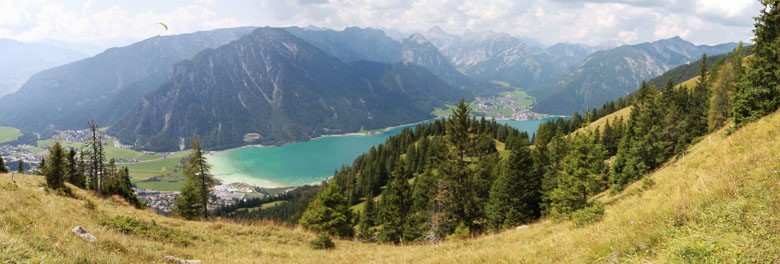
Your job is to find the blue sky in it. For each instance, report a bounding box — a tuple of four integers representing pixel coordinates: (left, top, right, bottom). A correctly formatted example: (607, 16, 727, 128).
(0, 0, 763, 48)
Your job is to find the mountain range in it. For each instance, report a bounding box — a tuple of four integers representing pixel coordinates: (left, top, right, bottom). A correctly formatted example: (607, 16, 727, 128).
(533, 36, 738, 114)
(109, 28, 469, 151)
(0, 39, 87, 97)
(0, 27, 256, 132)
(0, 26, 738, 151)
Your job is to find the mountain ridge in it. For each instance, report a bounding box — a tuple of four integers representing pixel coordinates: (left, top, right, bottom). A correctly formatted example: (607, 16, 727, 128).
(0, 27, 257, 133)
(0, 39, 87, 97)
(110, 28, 469, 151)
(533, 36, 738, 114)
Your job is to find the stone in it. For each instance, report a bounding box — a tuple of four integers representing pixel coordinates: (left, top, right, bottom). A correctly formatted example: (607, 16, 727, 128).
(72, 226, 96, 241)
(164, 255, 202, 263)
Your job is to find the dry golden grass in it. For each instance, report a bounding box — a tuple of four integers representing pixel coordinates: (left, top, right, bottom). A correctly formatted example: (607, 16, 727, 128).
(2, 110, 780, 263)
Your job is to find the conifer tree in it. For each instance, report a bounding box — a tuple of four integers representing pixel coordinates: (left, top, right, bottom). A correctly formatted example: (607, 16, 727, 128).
(689, 54, 711, 136)
(486, 144, 537, 230)
(38, 157, 46, 175)
(87, 119, 104, 191)
(66, 148, 84, 188)
(443, 98, 475, 230)
(733, 1, 780, 126)
(376, 159, 410, 243)
(611, 83, 664, 191)
(0, 155, 7, 173)
(357, 194, 376, 241)
(17, 159, 24, 173)
(44, 142, 67, 191)
(300, 184, 354, 237)
(548, 134, 607, 218)
(186, 137, 213, 219)
(174, 171, 202, 220)
(708, 46, 743, 131)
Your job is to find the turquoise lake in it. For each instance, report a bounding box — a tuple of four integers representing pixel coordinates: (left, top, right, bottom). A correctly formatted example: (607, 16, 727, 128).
(208, 117, 563, 187)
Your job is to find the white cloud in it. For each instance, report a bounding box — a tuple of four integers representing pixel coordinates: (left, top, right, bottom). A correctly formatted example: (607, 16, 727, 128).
(0, 0, 764, 47)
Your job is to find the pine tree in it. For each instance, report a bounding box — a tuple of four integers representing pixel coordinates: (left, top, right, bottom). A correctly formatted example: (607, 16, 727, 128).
(186, 137, 213, 219)
(87, 119, 104, 191)
(44, 142, 67, 191)
(38, 157, 46, 175)
(102, 158, 118, 195)
(486, 144, 537, 230)
(17, 159, 24, 173)
(548, 134, 607, 218)
(377, 159, 410, 243)
(300, 184, 354, 237)
(66, 148, 83, 187)
(689, 54, 711, 137)
(733, 1, 780, 126)
(174, 171, 202, 220)
(611, 83, 664, 191)
(357, 194, 376, 241)
(443, 98, 475, 230)
(118, 167, 141, 208)
(708, 47, 743, 131)
(0, 155, 7, 173)
(447, 98, 472, 173)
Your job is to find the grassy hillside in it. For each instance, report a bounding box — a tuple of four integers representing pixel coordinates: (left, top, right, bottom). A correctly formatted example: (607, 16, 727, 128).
(2, 110, 779, 263)
(0, 126, 22, 144)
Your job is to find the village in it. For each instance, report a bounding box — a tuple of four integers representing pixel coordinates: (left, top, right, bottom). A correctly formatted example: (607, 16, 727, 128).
(135, 181, 273, 215)
(473, 93, 536, 120)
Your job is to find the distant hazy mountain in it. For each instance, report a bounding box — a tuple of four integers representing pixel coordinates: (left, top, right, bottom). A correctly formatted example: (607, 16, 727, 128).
(0, 39, 87, 97)
(533, 36, 738, 115)
(284, 26, 402, 64)
(285, 27, 500, 96)
(401, 33, 495, 95)
(422, 27, 594, 89)
(466, 42, 594, 89)
(0, 27, 255, 132)
(438, 30, 532, 69)
(110, 28, 469, 151)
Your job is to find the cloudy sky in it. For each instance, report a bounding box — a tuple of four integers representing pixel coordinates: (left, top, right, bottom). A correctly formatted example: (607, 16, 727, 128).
(0, 0, 763, 50)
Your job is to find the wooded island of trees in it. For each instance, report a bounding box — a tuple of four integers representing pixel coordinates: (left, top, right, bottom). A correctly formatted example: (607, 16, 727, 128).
(39, 120, 142, 208)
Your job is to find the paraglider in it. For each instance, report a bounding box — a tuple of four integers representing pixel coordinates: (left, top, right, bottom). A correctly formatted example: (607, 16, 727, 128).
(158, 22, 168, 31)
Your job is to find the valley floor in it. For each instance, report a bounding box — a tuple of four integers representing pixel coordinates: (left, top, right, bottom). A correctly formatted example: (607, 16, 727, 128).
(2, 111, 780, 263)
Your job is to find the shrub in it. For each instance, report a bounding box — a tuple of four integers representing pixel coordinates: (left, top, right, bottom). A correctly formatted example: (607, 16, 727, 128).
(571, 202, 605, 226)
(98, 216, 193, 246)
(310, 233, 335, 250)
(84, 199, 97, 210)
(445, 222, 471, 240)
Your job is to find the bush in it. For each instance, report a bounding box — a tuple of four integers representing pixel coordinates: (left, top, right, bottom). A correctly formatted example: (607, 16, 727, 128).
(310, 232, 335, 250)
(445, 222, 470, 240)
(98, 216, 193, 246)
(571, 202, 605, 226)
(84, 199, 97, 210)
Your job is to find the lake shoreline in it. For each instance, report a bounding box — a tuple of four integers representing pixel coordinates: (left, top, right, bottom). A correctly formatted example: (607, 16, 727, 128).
(208, 116, 565, 189)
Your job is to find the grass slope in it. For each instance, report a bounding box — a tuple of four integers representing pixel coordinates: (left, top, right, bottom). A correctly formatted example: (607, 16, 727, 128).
(1, 110, 779, 263)
(0, 126, 22, 144)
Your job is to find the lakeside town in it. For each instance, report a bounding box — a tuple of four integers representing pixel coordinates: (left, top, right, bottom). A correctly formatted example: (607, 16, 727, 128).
(0, 128, 282, 215)
(135, 182, 279, 214)
(471, 91, 546, 121)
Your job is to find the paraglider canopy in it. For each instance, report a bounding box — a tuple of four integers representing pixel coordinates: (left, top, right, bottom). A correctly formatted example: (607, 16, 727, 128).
(158, 22, 168, 31)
